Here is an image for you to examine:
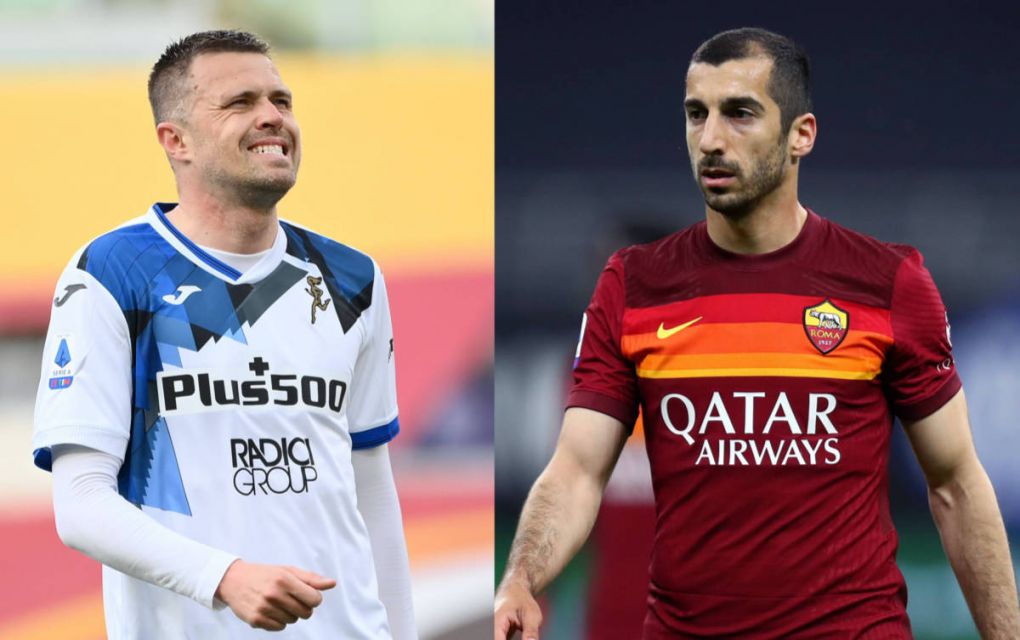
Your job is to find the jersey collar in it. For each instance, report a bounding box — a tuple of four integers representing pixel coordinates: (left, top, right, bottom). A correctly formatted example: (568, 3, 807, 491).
(148, 202, 287, 285)
(699, 208, 820, 271)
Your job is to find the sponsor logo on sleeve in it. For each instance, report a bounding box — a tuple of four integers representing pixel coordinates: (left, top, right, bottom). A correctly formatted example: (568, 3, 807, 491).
(573, 313, 587, 369)
(937, 311, 955, 373)
(803, 299, 849, 355)
(48, 337, 75, 389)
(53, 284, 87, 307)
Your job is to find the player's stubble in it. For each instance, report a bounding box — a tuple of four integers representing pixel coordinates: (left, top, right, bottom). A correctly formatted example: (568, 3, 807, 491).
(205, 136, 299, 213)
(693, 132, 788, 220)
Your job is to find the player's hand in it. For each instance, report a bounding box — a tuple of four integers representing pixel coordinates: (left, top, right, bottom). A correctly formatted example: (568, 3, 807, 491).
(494, 579, 542, 640)
(215, 560, 337, 631)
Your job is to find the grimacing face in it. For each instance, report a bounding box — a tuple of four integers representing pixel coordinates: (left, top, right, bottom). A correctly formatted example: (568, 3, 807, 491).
(684, 56, 791, 217)
(177, 51, 301, 209)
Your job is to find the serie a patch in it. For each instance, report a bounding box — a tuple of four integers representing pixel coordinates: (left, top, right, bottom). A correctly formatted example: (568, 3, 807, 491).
(48, 336, 75, 390)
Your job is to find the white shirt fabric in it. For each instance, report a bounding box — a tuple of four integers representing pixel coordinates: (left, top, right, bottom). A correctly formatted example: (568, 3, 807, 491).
(51, 444, 418, 638)
(51, 444, 238, 608)
(198, 243, 272, 275)
(34, 203, 407, 639)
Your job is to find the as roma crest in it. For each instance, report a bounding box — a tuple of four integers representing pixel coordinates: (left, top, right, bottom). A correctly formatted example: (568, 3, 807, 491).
(803, 299, 849, 355)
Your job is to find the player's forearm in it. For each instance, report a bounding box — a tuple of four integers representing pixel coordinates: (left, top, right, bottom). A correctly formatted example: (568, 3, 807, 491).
(352, 446, 417, 640)
(364, 523, 416, 640)
(52, 446, 238, 608)
(929, 463, 1020, 638)
(501, 460, 605, 595)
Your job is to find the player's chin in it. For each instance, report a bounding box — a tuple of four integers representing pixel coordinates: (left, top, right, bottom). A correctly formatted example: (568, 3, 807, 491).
(253, 159, 295, 176)
(703, 185, 732, 197)
(703, 192, 753, 216)
(254, 172, 297, 191)
(238, 175, 298, 207)
(702, 189, 738, 206)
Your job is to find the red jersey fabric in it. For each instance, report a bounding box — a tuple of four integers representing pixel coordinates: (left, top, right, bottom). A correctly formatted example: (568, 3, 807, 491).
(567, 210, 961, 638)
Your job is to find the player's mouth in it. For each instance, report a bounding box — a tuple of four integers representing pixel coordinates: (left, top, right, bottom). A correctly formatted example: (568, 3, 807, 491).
(700, 167, 737, 188)
(247, 139, 290, 158)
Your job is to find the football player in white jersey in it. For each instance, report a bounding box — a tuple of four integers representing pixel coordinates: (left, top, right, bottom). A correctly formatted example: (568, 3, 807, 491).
(33, 30, 416, 638)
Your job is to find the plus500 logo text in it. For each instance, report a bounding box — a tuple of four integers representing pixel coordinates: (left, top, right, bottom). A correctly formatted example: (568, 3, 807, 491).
(157, 362, 347, 416)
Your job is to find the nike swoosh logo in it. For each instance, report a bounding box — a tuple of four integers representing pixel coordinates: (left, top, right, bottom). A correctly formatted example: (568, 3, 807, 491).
(162, 285, 202, 305)
(54, 284, 87, 307)
(657, 317, 703, 339)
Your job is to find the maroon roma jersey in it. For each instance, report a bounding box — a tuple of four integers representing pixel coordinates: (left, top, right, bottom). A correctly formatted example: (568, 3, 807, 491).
(567, 210, 961, 638)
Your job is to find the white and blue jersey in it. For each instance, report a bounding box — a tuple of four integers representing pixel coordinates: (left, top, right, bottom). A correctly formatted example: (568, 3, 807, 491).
(33, 203, 399, 638)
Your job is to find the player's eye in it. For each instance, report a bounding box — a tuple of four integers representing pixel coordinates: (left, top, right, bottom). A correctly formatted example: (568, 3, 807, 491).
(273, 97, 292, 109)
(686, 109, 705, 122)
(227, 98, 250, 108)
(730, 108, 755, 120)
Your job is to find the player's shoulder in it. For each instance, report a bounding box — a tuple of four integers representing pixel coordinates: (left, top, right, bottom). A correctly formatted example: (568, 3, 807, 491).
(809, 213, 934, 306)
(609, 220, 704, 272)
(279, 218, 380, 298)
(280, 218, 378, 270)
(814, 213, 919, 269)
(72, 212, 164, 281)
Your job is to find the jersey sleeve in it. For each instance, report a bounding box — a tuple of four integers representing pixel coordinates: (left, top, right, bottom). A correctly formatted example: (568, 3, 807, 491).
(346, 262, 400, 449)
(565, 251, 640, 429)
(33, 250, 134, 470)
(885, 249, 962, 421)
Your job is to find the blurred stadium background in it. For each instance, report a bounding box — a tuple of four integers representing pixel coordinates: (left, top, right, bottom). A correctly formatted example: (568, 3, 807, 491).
(496, 3, 1020, 639)
(0, 1, 491, 638)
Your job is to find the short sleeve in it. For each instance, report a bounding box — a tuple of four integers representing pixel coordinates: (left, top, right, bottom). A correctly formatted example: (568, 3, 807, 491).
(565, 252, 640, 428)
(33, 250, 133, 470)
(346, 263, 400, 449)
(885, 249, 962, 421)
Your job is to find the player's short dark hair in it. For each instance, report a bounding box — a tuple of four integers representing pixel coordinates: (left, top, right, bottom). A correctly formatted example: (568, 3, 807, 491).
(148, 30, 271, 125)
(691, 27, 812, 136)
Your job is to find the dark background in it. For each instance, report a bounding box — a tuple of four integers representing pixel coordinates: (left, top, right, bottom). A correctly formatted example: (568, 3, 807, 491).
(496, 3, 1020, 638)
(499, 1, 1019, 171)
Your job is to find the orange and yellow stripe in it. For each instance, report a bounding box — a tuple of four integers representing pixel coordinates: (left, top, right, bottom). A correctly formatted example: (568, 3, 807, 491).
(622, 293, 893, 381)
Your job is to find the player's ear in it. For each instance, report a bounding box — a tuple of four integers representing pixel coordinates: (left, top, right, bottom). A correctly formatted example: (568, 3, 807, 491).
(788, 112, 816, 162)
(156, 122, 190, 163)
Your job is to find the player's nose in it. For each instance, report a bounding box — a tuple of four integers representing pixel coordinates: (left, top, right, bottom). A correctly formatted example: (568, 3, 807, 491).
(698, 111, 726, 155)
(255, 97, 285, 129)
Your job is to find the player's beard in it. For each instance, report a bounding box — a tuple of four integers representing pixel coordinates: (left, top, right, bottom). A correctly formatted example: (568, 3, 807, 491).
(207, 162, 297, 212)
(697, 140, 788, 219)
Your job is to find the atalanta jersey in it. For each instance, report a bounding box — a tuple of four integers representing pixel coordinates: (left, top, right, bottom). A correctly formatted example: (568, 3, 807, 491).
(568, 210, 961, 638)
(34, 203, 399, 639)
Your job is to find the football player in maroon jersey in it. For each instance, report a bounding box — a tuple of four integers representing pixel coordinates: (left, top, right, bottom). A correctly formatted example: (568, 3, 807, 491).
(495, 27, 1019, 639)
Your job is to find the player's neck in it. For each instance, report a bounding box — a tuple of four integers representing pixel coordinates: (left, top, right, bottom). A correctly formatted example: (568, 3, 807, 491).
(168, 192, 279, 254)
(705, 182, 806, 255)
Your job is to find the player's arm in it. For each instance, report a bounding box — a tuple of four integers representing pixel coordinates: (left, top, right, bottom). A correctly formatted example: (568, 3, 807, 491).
(495, 407, 629, 640)
(344, 264, 415, 636)
(902, 389, 1020, 638)
(37, 256, 333, 632)
(352, 444, 417, 640)
(51, 444, 335, 632)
